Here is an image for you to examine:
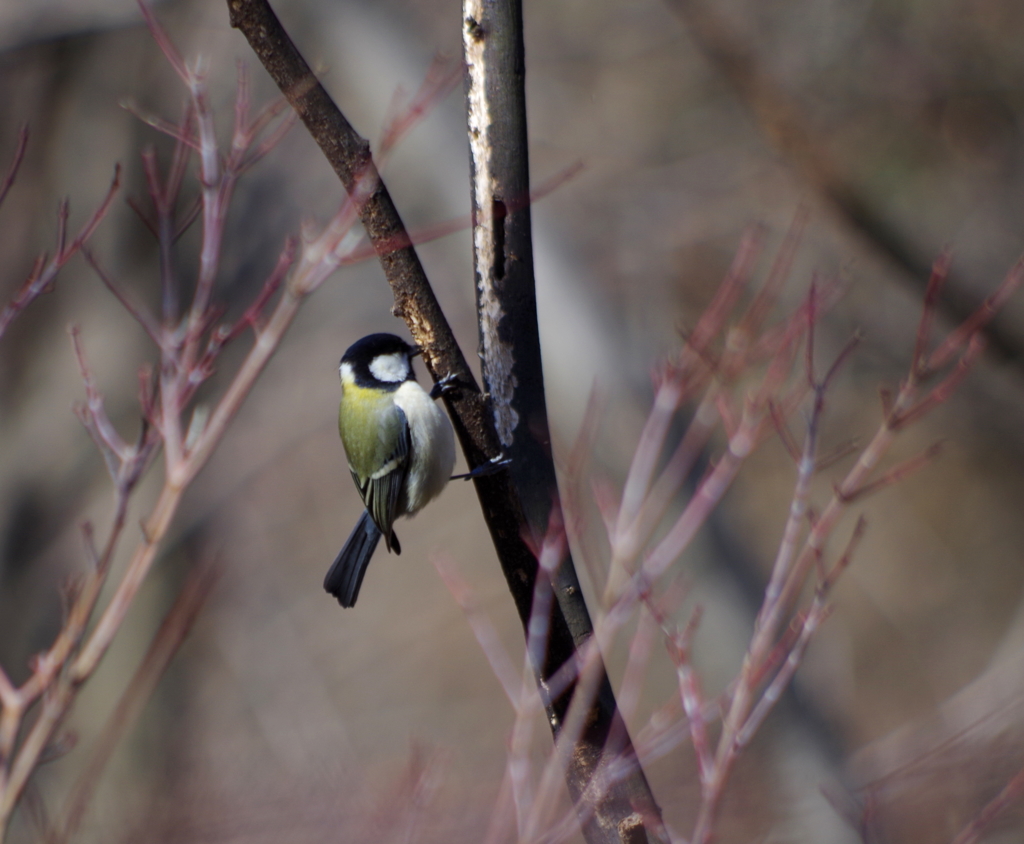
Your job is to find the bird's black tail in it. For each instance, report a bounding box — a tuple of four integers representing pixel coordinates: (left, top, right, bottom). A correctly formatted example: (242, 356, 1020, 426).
(324, 510, 381, 607)
(324, 510, 399, 607)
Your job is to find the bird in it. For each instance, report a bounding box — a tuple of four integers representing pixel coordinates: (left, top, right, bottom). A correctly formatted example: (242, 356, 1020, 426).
(324, 332, 456, 607)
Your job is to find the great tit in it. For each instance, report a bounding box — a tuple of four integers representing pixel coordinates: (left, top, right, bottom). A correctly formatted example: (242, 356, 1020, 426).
(324, 333, 456, 607)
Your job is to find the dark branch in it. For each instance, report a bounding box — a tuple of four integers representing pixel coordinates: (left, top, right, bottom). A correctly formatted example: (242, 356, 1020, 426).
(227, 1, 663, 841)
(226, 0, 501, 472)
(463, 0, 664, 840)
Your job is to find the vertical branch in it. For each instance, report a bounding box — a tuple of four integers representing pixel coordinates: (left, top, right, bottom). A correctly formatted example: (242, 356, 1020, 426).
(462, 2, 663, 841)
(185, 70, 228, 356)
(226, 2, 664, 841)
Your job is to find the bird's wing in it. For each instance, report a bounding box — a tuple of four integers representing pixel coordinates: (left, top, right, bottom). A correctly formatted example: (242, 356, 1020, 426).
(353, 405, 410, 551)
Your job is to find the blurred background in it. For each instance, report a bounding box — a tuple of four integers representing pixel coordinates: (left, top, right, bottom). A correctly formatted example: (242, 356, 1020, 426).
(2, 0, 1024, 841)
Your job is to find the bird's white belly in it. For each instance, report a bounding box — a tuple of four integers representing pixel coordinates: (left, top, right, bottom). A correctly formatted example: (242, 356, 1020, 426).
(394, 381, 456, 515)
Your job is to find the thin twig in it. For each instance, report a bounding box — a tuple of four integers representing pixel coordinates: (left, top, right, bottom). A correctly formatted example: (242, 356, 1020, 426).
(0, 126, 29, 209)
(950, 764, 1024, 844)
(52, 562, 217, 844)
(0, 165, 121, 340)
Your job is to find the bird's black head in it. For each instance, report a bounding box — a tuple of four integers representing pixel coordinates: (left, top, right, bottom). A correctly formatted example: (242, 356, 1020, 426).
(340, 333, 418, 389)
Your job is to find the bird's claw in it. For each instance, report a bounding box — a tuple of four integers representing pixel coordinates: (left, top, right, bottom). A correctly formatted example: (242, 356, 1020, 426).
(429, 372, 460, 400)
(451, 453, 511, 481)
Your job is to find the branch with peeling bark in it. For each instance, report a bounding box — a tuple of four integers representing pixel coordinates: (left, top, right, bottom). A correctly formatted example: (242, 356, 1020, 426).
(227, 4, 1024, 842)
(226, 1, 663, 841)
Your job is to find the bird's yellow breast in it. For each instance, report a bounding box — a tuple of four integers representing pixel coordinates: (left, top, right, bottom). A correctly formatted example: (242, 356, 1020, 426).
(338, 381, 405, 484)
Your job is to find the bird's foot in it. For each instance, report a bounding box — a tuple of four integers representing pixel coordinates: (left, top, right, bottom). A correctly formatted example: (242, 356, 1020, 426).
(429, 372, 460, 400)
(452, 453, 511, 481)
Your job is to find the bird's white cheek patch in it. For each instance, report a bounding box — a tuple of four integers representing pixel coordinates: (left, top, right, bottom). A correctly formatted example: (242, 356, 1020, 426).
(340, 361, 355, 382)
(369, 352, 409, 383)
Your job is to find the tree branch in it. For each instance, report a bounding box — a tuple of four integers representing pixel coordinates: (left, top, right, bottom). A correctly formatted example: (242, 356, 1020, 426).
(463, 1, 663, 841)
(227, 1, 664, 840)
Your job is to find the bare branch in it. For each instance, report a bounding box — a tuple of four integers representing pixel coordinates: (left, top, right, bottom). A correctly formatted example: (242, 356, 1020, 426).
(837, 442, 943, 504)
(0, 165, 121, 340)
(912, 251, 952, 375)
(0, 126, 29, 209)
(69, 326, 132, 483)
(735, 601, 832, 749)
(137, 0, 189, 82)
(892, 336, 986, 430)
(950, 764, 1024, 844)
(52, 561, 217, 844)
(665, 607, 711, 783)
(81, 249, 162, 347)
(926, 254, 1024, 373)
(378, 55, 463, 161)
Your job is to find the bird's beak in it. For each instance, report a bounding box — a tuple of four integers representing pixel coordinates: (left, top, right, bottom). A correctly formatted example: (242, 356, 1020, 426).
(410, 346, 423, 357)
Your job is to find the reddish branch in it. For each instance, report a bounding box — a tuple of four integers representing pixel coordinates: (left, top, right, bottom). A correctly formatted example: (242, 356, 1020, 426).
(0, 150, 120, 341)
(0, 6, 453, 838)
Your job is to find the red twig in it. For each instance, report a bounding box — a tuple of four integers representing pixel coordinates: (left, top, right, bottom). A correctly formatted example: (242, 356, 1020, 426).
(891, 336, 986, 430)
(379, 56, 463, 160)
(950, 764, 1024, 844)
(926, 255, 1024, 373)
(0, 126, 29, 209)
(666, 607, 712, 783)
(912, 251, 952, 376)
(733, 207, 807, 348)
(1, 4, 446, 835)
(81, 249, 162, 347)
(0, 165, 121, 340)
(837, 442, 943, 503)
(137, 0, 188, 82)
(51, 561, 218, 844)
